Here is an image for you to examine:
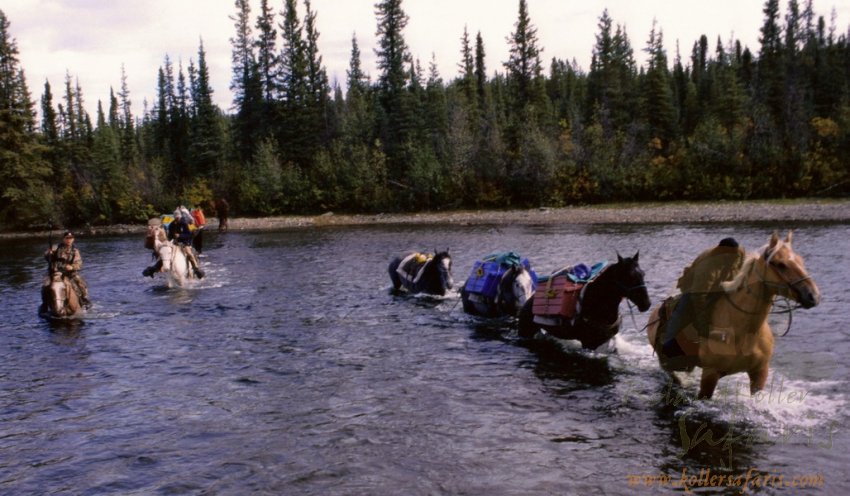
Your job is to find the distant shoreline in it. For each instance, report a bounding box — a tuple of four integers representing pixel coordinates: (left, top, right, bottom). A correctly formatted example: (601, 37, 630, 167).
(2, 199, 849, 240)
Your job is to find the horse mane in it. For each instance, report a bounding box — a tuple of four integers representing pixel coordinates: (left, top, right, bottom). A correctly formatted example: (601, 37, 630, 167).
(721, 237, 793, 293)
(721, 252, 761, 293)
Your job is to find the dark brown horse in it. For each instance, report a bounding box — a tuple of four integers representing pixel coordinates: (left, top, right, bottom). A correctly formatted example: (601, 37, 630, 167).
(518, 253, 651, 349)
(214, 198, 229, 232)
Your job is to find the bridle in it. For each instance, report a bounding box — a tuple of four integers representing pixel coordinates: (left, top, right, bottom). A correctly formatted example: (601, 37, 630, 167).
(722, 250, 811, 334)
(763, 247, 813, 301)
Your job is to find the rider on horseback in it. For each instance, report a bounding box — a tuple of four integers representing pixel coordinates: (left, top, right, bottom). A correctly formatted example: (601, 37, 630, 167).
(168, 209, 204, 279)
(661, 237, 746, 358)
(44, 231, 91, 309)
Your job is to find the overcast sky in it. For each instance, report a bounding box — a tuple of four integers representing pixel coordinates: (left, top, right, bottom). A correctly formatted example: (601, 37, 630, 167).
(4, 0, 849, 118)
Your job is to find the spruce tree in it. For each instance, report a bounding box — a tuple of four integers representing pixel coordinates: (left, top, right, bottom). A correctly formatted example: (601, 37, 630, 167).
(0, 9, 53, 227)
(189, 40, 224, 181)
(643, 21, 677, 148)
(504, 0, 543, 110)
(374, 0, 413, 184)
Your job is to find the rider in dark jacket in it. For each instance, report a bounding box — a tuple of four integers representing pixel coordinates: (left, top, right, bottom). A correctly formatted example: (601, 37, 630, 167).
(168, 210, 204, 279)
(168, 213, 194, 245)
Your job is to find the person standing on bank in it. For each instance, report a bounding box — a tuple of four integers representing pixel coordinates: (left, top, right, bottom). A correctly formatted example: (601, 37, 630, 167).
(44, 231, 91, 309)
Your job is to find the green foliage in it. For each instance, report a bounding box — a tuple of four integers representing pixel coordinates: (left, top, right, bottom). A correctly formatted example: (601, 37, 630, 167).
(3, 1, 850, 230)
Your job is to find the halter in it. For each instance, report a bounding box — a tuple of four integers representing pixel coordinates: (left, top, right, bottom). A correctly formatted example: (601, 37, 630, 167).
(616, 281, 647, 299)
(763, 246, 813, 298)
(722, 252, 809, 335)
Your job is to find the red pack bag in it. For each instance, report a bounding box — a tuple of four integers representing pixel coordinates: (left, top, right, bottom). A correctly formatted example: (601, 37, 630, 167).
(532, 275, 584, 319)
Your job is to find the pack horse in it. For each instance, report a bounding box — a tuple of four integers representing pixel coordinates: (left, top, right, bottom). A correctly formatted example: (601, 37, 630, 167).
(388, 250, 454, 296)
(518, 253, 651, 350)
(461, 252, 538, 318)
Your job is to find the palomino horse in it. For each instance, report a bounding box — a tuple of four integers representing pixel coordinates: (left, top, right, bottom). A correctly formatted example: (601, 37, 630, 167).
(388, 250, 454, 296)
(40, 271, 83, 318)
(518, 253, 651, 349)
(647, 232, 820, 399)
(461, 255, 537, 318)
(147, 225, 197, 287)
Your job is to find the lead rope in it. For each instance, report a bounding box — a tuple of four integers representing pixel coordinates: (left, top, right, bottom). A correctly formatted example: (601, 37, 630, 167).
(625, 299, 648, 334)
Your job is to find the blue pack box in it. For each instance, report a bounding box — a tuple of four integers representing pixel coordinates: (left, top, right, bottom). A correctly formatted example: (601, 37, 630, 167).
(464, 261, 505, 299)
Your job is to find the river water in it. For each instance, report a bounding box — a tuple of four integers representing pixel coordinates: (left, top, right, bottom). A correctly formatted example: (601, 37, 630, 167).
(1, 221, 847, 495)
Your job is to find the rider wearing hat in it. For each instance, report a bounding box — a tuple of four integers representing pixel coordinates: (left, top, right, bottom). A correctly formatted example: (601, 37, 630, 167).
(662, 237, 746, 358)
(45, 231, 91, 308)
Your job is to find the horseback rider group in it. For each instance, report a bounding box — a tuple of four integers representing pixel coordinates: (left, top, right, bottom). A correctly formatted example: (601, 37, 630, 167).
(142, 206, 205, 279)
(43, 230, 91, 309)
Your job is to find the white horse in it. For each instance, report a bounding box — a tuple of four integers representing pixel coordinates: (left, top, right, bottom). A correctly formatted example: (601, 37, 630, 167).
(148, 225, 197, 287)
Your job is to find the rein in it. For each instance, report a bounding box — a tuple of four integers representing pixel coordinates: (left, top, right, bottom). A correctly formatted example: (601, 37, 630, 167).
(722, 256, 804, 336)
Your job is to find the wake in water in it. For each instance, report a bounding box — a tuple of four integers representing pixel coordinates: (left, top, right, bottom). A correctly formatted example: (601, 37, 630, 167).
(612, 331, 844, 462)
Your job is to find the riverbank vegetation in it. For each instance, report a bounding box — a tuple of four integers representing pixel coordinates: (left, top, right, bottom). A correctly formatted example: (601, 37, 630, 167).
(1, 0, 849, 230)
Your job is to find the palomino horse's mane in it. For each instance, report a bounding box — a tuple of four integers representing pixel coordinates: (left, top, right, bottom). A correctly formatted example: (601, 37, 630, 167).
(721, 240, 788, 293)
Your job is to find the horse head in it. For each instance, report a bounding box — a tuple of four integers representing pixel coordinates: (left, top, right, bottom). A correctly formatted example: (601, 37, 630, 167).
(431, 249, 454, 295)
(498, 263, 535, 314)
(762, 231, 820, 309)
(614, 252, 651, 312)
(47, 272, 69, 317)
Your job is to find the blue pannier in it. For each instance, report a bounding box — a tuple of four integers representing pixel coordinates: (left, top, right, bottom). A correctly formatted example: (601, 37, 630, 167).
(464, 260, 505, 299)
(464, 252, 538, 300)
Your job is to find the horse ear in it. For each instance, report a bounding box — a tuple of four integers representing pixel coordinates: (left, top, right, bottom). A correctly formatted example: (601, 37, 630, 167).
(633, 251, 639, 263)
(785, 230, 793, 245)
(769, 231, 780, 248)
(617, 251, 623, 263)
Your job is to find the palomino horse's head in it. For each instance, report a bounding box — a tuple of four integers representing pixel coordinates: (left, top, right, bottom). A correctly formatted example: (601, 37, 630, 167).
(761, 231, 820, 309)
(432, 249, 454, 294)
(613, 252, 652, 312)
(498, 263, 535, 312)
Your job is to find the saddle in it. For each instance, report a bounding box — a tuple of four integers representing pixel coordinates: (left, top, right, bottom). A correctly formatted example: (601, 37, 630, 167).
(397, 252, 432, 285)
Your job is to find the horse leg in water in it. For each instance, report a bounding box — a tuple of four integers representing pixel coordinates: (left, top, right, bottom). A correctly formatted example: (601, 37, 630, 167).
(748, 363, 770, 395)
(388, 258, 403, 291)
(698, 369, 723, 399)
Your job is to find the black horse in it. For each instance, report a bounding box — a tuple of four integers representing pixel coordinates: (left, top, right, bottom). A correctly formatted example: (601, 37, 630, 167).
(388, 250, 454, 296)
(518, 253, 651, 349)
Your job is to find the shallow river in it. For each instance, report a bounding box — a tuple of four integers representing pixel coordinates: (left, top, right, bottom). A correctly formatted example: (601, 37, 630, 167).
(1, 220, 848, 494)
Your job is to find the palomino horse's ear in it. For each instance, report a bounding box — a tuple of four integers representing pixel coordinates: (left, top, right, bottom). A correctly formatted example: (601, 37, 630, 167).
(769, 231, 780, 248)
(785, 230, 793, 245)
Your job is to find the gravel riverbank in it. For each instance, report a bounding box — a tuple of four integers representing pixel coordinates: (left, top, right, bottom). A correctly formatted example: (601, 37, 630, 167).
(2, 199, 848, 240)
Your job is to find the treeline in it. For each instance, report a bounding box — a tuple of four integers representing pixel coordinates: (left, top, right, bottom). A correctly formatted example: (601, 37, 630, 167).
(1, 0, 850, 230)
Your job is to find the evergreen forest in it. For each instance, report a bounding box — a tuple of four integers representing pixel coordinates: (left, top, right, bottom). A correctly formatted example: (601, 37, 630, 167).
(1, 0, 849, 230)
